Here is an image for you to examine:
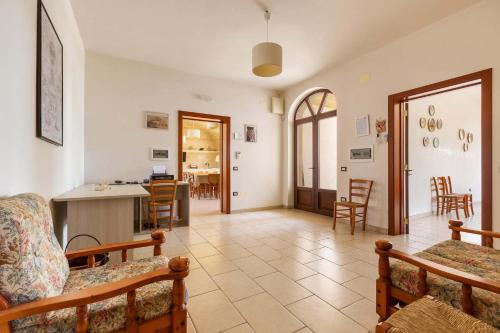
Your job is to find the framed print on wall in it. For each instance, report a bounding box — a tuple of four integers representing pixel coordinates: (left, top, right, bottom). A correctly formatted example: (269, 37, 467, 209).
(245, 124, 257, 142)
(37, 0, 64, 146)
(355, 115, 370, 137)
(145, 111, 169, 130)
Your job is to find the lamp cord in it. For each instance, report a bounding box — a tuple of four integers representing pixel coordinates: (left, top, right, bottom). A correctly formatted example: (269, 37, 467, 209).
(265, 10, 270, 42)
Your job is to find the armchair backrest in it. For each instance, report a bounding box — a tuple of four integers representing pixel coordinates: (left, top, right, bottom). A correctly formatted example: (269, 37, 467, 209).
(0, 194, 69, 308)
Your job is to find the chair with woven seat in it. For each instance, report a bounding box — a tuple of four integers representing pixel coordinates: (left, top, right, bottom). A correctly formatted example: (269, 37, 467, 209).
(208, 173, 220, 199)
(0, 193, 189, 333)
(445, 176, 474, 217)
(147, 179, 178, 231)
(332, 178, 374, 235)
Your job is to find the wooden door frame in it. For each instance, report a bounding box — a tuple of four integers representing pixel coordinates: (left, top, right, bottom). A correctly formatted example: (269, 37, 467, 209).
(293, 89, 337, 216)
(178, 111, 231, 214)
(388, 69, 492, 245)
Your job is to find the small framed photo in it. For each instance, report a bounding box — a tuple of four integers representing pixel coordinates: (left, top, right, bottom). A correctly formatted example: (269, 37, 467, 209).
(245, 124, 257, 142)
(150, 147, 169, 161)
(145, 111, 169, 130)
(355, 115, 370, 137)
(349, 146, 374, 162)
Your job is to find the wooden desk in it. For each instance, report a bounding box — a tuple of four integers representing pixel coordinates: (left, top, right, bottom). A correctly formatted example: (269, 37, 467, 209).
(140, 182, 190, 230)
(53, 184, 149, 263)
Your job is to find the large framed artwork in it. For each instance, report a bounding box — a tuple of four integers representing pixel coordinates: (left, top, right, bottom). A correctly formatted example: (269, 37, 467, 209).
(37, 0, 64, 146)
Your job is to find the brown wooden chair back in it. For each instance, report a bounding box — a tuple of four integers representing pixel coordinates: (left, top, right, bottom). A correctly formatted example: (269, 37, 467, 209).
(208, 173, 220, 185)
(349, 179, 374, 206)
(150, 179, 178, 203)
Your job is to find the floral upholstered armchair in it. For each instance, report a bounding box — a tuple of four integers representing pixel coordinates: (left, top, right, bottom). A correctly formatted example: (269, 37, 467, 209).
(0, 193, 189, 333)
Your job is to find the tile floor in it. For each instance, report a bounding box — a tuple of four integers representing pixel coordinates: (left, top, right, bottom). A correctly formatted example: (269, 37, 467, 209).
(134, 206, 481, 333)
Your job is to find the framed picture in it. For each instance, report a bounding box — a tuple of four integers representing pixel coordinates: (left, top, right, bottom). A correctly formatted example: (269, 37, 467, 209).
(355, 115, 370, 137)
(145, 111, 169, 130)
(150, 148, 169, 161)
(245, 124, 257, 142)
(37, 0, 63, 146)
(349, 146, 374, 162)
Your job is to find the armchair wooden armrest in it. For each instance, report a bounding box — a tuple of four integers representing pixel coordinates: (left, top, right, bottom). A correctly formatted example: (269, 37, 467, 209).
(0, 256, 189, 332)
(374, 240, 500, 322)
(449, 220, 499, 247)
(65, 230, 165, 266)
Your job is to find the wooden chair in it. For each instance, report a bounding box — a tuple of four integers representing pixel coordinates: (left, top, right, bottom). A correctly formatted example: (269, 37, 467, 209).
(147, 179, 178, 231)
(375, 221, 500, 328)
(0, 193, 190, 333)
(196, 174, 210, 199)
(445, 176, 474, 216)
(208, 173, 220, 199)
(431, 176, 447, 215)
(333, 179, 374, 235)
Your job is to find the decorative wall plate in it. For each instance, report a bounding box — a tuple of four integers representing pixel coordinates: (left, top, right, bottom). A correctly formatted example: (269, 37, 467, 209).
(419, 117, 426, 128)
(458, 128, 465, 140)
(427, 118, 436, 132)
(428, 105, 435, 116)
(423, 137, 430, 147)
(467, 132, 473, 143)
(433, 137, 439, 148)
(463, 143, 469, 152)
(436, 119, 442, 129)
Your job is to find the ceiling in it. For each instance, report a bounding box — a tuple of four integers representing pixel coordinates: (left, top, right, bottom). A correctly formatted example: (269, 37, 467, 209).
(70, 0, 481, 90)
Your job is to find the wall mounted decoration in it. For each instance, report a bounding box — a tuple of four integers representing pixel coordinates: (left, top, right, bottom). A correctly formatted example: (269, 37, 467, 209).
(428, 105, 436, 116)
(355, 115, 370, 137)
(427, 118, 436, 132)
(422, 137, 430, 147)
(463, 143, 469, 152)
(145, 111, 169, 129)
(245, 124, 257, 142)
(419, 117, 426, 128)
(37, 1, 63, 146)
(458, 128, 465, 140)
(375, 118, 388, 143)
(150, 147, 169, 161)
(349, 146, 374, 162)
(433, 137, 440, 148)
(436, 119, 443, 130)
(467, 132, 473, 143)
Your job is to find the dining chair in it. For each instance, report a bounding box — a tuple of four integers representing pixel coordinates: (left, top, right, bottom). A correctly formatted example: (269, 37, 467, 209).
(147, 179, 178, 231)
(446, 176, 474, 215)
(333, 178, 374, 235)
(208, 173, 220, 199)
(431, 176, 448, 215)
(196, 174, 210, 199)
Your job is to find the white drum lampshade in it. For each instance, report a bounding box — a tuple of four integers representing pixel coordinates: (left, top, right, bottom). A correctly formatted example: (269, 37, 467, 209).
(252, 42, 282, 77)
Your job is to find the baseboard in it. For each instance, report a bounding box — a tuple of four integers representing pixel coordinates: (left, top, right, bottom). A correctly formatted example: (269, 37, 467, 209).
(231, 205, 285, 213)
(410, 211, 433, 219)
(330, 219, 389, 234)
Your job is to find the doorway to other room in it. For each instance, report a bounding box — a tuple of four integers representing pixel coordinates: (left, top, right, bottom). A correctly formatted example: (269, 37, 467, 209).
(178, 111, 231, 216)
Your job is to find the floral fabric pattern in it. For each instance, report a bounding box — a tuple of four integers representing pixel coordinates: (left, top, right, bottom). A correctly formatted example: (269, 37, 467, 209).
(15, 256, 173, 333)
(390, 240, 500, 329)
(0, 194, 70, 329)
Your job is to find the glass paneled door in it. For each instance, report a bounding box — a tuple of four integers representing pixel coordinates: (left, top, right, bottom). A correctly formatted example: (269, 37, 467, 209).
(294, 89, 337, 215)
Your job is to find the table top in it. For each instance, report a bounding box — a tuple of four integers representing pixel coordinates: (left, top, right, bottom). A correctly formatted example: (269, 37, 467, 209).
(53, 184, 150, 202)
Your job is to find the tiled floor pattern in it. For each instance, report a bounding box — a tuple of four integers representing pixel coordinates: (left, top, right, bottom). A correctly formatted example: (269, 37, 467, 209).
(134, 207, 480, 333)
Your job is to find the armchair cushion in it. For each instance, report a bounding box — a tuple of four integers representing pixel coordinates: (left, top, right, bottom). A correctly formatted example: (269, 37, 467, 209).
(14, 255, 173, 333)
(0, 194, 69, 327)
(390, 240, 500, 328)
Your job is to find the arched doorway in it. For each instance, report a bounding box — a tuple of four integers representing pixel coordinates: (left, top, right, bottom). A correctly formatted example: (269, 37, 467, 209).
(294, 89, 337, 215)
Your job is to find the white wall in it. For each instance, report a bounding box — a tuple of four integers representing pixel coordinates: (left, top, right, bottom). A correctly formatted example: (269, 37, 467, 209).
(283, 0, 500, 238)
(84, 52, 282, 211)
(0, 0, 85, 200)
(408, 85, 481, 217)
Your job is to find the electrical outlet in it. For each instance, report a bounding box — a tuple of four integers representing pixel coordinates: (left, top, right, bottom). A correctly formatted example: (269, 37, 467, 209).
(233, 166, 238, 171)
(341, 166, 347, 172)
(341, 197, 347, 202)
(233, 192, 239, 196)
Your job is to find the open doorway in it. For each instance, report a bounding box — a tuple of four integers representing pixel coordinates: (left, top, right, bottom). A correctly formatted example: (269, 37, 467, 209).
(178, 111, 231, 216)
(388, 69, 492, 245)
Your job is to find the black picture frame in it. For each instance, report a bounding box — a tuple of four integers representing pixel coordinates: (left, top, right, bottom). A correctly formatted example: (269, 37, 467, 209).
(36, 0, 64, 146)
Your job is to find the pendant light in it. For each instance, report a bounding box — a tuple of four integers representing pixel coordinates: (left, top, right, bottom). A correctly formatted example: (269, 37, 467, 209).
(252, 10, 282, 77)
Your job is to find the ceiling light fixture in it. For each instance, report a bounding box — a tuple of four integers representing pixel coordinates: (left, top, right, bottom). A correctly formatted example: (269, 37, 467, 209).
(252, 10, 282, 77)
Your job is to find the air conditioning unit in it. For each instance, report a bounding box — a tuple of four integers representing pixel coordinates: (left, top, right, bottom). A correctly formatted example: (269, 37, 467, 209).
(271, 96, 284, 115)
